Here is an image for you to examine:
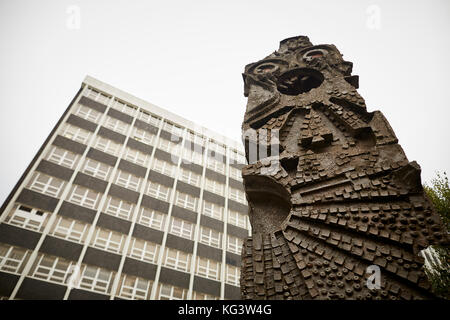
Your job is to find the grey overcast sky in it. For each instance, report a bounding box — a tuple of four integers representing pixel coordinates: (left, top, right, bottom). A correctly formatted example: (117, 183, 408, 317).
(0, 0, 449, 205)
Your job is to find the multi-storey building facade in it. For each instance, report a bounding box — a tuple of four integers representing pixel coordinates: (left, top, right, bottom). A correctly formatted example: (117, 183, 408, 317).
(0, 76, 249, 300)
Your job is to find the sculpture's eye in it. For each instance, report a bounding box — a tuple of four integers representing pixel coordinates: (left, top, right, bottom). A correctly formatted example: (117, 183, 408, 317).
(303, 49, 328, 61)
(255, 63, 277, 75)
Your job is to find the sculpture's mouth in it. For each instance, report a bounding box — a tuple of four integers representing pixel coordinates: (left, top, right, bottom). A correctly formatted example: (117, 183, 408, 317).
(276, 68, 324, 96)
(244, 175, 292, 234)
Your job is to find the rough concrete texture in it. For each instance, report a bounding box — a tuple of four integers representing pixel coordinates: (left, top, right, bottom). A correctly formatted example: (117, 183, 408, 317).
(240, 36, 448, 300)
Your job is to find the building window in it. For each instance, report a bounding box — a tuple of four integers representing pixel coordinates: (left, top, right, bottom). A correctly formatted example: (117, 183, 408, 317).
(74, 103, 102, 123)
(123, 147, 149, 167)
(227, 235, 243, 255)
(206, 157, 225, 174)
(5, 204, 49, 232)
(163, 247, 191, 272)
(103, 196, 135, 220)
(209, 140, 226, 155)
(179, 168, 201, 187)
(175, 191, 197, 212)
(104, 116, 129, 135)
(228, 210, 248, 229)
(61, 123, 91, 145)
(81, 158, 112, 180)
(192, 291, 220, 300)
(85, 88, 110, 105)
(157, 283, 187, 300)
(93, 136, 122, 156)
(45, 146, 79, 169)
(29, 253, 76, 285)
(204, 178, 224, 196)
(158, 137, 180, 155)
(226, 264, 240, 286)
(162, 121, 183, 137)
(169, 217, 194, 240)
(78, 264, 115, 294)
(0, 244, 31, 275)
(196, 257, 220, 281)
(202, 201, 223, 220)
(182, 147, 203, 165)
(132, 127, 155, 146)
(116, 274, 152, 300)
(146, 182, 172, 202)
(152, 158, 176, 177)
(67, 185, 101, 209)
(27, 172, 65, 198)
(229, 166, 243, 182)
(115, 170, 141, 191)
(199, 226, 222, 249)
(127, 238, 159, 264)
(228, 187, 247, 205)
(187, 131, 205, 146)
(138, 110, 160, 126)
(137, 207, 165, 230)
(49, 216, 90, 244)
(112, 100, 137, 116)
(229, 150, 246, 165)
(91, 227, 126, 254)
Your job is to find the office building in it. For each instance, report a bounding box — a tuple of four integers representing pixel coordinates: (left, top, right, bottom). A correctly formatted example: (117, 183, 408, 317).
(0, 76, 249, 300)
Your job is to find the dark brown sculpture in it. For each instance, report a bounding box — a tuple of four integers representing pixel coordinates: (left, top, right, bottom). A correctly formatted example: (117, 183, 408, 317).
(240, 36, 448, 300)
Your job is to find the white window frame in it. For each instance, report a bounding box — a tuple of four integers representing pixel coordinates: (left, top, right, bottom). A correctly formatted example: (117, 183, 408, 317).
(146, 182, 171, 202)
(229, 187, 247, 204)
(0, 244, 30, 275)
(204, 178, 224, 196)
(91, 227, 126, 254)
(229, 166, 243, 182)
(163, 248, 191, 272)
(227, 235, 243, 255)
(199, 226, 222, 248)
(132, 127, 155, 145)
(202, 201, 223, 220)
(46, 146, 79, 169)
(137, 207, 165, 230)
(158, 137, 179, 155)
(152, 158, 176, 177)
(81, 158, 111, 180)
(29, 253, 76, 284)
(112, 100, 137, 116)
(49, 216, 90, 244)
(27, 172, 65, 198)
(115, 170, 141, 191)
(157, 283, 187, 300)
(67, 185, 101, 209)
(93, 136, 121, 156)
(117, 274, 151, 300)
(123, 147, 149, 166)
(74, 103, 101, 123)
(61, 123, 91, 144)
(128, 237, 159, 264)
(228, 210, 248, 229)
(138, 110, 160, 126)
(175, 191, 197, 212)
(162, 121, 183, 137)
(104, 116, 129, 135)
(169, 217, 194, 240)
(192, 291, 220, 300)
(79, 265, 114, 294)
(196, 257, 220, 281)
(103, 196, 135, 220)
(179, 168, 201, 187)
(182, 147, 203, 165)
(85, 88, 110, 104)
(226, 264, 240, 286)
(5, 204, 49, 232)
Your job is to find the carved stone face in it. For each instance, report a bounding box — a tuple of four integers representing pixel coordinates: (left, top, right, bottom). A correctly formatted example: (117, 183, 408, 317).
(240, 36, 447, 300)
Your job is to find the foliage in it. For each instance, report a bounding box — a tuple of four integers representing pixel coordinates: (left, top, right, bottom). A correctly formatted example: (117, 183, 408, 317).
(423, 171, 450, 299)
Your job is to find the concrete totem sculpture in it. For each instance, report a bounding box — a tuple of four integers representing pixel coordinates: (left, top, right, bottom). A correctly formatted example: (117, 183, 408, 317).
(240, 36, 448, 300)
